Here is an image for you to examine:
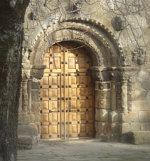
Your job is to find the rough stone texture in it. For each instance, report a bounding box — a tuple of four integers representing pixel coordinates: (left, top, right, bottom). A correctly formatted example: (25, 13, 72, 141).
(1, 0, 150, 160)
(121, 112, 139, 122)
(18, 125, 38, 138)
(121, 131, 150, 144)
(0, 0, 29, 160)
(17, 136, 32, 150)
(18, 0, 150, 146)
(31, 65, 46, 79)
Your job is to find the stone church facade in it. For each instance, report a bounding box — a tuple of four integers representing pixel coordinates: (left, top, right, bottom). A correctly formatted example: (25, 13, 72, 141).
(18, 0, 150, 147)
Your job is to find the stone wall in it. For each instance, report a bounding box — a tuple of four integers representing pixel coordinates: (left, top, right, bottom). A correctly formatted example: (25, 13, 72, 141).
(122, 69, 150, 133)
(19, 0, 150, 144)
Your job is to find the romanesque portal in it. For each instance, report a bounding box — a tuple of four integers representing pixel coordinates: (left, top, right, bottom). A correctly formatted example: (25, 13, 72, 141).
(19, 18, 140, 144)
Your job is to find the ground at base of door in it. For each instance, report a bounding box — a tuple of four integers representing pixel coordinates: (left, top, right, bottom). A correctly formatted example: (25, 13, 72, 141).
(17, 139, 150, 161)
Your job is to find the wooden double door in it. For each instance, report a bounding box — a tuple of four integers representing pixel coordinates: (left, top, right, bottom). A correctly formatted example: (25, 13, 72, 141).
(40, 43, 94, 139)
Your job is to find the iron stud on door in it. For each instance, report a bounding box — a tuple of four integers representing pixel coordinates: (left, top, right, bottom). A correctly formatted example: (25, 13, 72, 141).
(40, 44, 94, 139)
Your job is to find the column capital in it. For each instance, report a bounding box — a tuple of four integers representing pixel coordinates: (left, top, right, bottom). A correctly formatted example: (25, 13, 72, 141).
(31, 64, 46, 79)
(89, 66, 104, 81)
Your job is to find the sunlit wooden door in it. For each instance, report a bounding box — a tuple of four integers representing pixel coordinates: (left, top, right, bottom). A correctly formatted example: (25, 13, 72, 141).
(40, 43, 94, 139)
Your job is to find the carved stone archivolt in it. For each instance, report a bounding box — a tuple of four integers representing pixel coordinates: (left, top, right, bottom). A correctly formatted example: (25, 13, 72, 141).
(30, 18, 124, 67)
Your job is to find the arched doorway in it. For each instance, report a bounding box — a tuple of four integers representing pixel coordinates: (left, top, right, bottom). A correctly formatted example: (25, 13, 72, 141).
(40, 42, 95, 139)
(19, 18, 127, 144)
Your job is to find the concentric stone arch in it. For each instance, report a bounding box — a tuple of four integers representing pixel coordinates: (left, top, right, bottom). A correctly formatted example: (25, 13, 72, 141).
(30, 18, 123, 68)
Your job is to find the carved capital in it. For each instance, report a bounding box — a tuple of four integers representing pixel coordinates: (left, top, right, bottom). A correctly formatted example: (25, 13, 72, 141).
(121, 73, 128, 82)
(119, 69, 129, 82)
(90, 66, 103, 81)
(31, 64, 46, 79)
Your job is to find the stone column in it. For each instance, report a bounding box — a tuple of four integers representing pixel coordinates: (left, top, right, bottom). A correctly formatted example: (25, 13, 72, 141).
(120, 70, 133, 134)
(28, 79, 32, 112)
(19, 47, 32, 124)
(95, 81, 109, 137)
(90, 67, 110, 138)
(128, 77, 132, 112)
(120, 70, 134, 134)
(121, 75, 128, 113)
(30, 65, 46, 140)
(22, 80, 29, 113)
(18, 83, 23, 114)
(111, 79, 116, 111)
(18, 78, 31, 125)
(109, 71, 119, 139)
(18, 64, 45, 149)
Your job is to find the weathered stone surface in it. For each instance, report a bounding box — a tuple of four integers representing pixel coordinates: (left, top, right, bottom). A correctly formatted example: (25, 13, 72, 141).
(132, 48, 146, 65)
(30, 113, 36, 123)
(31, 90, 40, 102)
(95, 98, 111, 109)
(111, 16, 126, 31)
(18, 113, 30, 124)
(121, 131, 150, 144)
(144, 123, 150, 131)
(139, 111, 150, 122)
(131, 90, 147, 101)
(121, 112, 139, 122)
(95, 122, 109, 136)
(132, 100, 149, 111)
(96, 109, 108, 122)
(31, 102, 40, 113)
(109, 111, 119, 122)
(31, 82, 40, 89)
(18, 124, 39, 147)
(111, 123, 121, 135)
(18, 125, 38, 137)
(17, 136, 32, 150)
(95, 90, 110, 100)
(30, 65, 45, 79)
(18, 0, 150, 148)
(122, 123, 141, 133)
